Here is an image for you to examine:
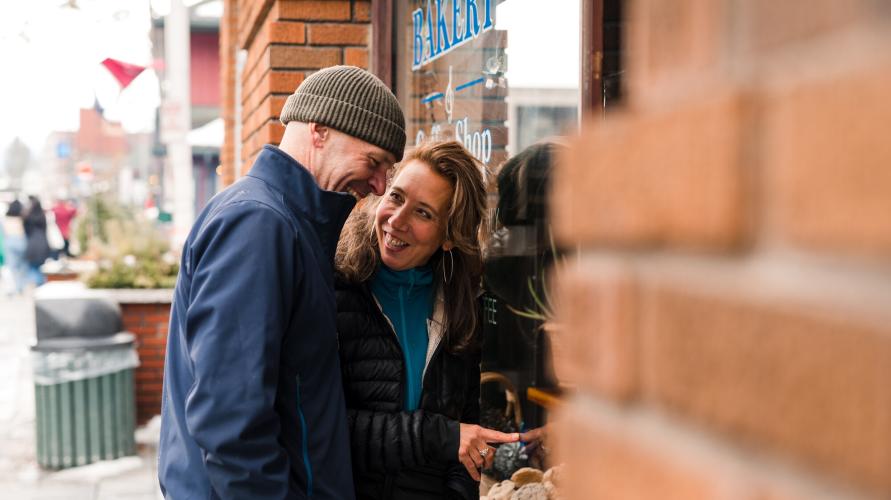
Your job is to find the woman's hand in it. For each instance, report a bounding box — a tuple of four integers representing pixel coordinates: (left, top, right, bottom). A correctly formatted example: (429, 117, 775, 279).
(458, 424, 519, 481)
(519, 425, 548, 453)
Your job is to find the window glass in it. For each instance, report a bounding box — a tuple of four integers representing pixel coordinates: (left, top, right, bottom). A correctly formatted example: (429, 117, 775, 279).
(395, 0, 581, 438)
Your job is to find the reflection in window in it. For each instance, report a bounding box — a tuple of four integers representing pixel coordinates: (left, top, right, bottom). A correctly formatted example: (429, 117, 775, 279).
(497, 0, 580, 155)
(394, 0, 581, 455)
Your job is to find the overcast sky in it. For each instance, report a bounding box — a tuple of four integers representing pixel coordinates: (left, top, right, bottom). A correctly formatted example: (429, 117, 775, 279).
(0, 0, 158, 151)
(0, 0, 575, 153)
(497, 0, 580, 89)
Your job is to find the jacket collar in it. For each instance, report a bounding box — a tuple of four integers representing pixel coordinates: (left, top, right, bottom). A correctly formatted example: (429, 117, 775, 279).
(364, 280, 445, 381)
(246, 145, 356, 258)
(424, 292, 445, 379)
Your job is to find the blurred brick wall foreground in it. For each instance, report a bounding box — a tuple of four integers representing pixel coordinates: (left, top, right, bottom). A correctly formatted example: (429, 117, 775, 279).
(220, 0, 372, 184)
(551, 0, 891, 499)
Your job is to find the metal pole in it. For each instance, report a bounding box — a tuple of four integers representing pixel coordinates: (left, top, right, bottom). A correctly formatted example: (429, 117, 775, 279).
(163, 0, 194, 247)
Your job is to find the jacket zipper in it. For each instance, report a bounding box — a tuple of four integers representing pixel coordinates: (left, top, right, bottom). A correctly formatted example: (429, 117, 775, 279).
(295, 374, 313, 497)
(370, 293, 407, 409)
(370, 293, 399, 341)
(370, 288, 443, 386)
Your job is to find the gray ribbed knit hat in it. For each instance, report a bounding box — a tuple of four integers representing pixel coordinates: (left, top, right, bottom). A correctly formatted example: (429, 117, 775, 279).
(279, 65, 406, 161)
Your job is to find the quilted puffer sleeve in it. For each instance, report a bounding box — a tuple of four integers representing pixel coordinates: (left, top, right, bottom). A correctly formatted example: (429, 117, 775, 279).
(347, 408, 460, 474)
(444, 348, 482, 499)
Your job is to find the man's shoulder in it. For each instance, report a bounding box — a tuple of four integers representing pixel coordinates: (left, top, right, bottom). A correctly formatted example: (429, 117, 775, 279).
(213, 174, 277, 205)
(188, 181, 297, 248)
(205, 178, 289, 222)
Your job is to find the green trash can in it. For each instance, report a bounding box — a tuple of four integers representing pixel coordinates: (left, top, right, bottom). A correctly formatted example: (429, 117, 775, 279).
(31, 333, 139, 469)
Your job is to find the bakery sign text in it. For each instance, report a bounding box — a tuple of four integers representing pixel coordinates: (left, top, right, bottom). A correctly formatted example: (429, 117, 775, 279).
(412, 0, 494, 70)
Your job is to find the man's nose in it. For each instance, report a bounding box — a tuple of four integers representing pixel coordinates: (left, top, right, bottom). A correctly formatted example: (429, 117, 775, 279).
(368, 164, 391, 196)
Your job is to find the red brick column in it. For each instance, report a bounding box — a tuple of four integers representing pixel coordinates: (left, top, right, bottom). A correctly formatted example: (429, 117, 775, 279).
(113, 291, 173, 425)
(219, 0, 239, 186)
(551, 1, 891, 498)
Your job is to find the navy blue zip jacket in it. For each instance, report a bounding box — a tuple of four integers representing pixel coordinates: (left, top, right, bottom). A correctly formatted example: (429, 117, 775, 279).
(159, 145, 357, 499)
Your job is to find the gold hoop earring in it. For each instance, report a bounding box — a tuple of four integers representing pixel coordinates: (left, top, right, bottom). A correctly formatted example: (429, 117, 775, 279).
(442, 250, 454, 284)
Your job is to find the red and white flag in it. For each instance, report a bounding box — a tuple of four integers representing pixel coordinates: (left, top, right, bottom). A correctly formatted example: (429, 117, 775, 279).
(100, 57, 146, 90)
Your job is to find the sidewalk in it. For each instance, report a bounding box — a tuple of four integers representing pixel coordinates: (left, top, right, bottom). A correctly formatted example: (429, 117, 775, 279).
(0, 292, 162, 499)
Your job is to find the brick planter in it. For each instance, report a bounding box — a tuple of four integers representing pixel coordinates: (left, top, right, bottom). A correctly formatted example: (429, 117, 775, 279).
(99, 289, 174, 425)
(44, 271, 80, 283)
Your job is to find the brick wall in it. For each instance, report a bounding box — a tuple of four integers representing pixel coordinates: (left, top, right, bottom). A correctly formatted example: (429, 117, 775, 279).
(219, 0, 238, 186)
(220, 0, 373, 180)
(551, 1, 891, 499)
(121, 302, 171, 425)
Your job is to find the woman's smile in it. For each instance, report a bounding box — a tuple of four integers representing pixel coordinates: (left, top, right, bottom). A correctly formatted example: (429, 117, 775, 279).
(383, 232, 409, 250)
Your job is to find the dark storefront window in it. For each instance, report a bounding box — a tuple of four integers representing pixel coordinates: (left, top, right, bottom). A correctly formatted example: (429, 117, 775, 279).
(394, 0, 580, 436)
(391, 0, 620, 478)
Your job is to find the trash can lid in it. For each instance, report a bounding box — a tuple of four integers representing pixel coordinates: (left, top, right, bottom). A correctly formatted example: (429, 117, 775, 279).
(35, 297, 123, 340)
(30, 332, 136, 352)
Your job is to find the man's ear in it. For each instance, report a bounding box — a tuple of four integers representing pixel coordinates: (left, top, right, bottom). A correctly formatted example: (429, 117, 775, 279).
(309, 123, 329, 148)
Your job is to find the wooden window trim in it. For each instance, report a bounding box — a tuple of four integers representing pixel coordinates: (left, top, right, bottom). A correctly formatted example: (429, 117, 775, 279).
(581, 0, 604, 113)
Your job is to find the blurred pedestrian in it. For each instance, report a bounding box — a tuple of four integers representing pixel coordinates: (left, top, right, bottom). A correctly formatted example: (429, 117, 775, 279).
(2, 199, 27, 295)
(23, 196, 50, 288)
(160, 65, 406, 499)
(51, 198, 78, 257)
(0, 214, 4, 285)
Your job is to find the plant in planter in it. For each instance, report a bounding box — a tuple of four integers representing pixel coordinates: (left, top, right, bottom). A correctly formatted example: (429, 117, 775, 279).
(500, 224, 567, 320)
(85, 253, 178, 289)
(80, 197, 178, 289)
(75, 195, 116, 256)
(504, 263, 555, 322)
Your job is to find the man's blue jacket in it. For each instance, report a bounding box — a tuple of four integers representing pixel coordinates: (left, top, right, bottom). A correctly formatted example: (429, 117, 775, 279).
(159, 145, 357, 499)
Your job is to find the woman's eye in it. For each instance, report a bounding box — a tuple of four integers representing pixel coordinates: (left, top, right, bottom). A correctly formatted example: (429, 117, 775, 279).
(417, 209, 432, 219)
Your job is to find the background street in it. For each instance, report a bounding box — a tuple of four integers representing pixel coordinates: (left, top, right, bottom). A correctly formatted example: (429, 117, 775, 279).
(0, 293, 161, 499)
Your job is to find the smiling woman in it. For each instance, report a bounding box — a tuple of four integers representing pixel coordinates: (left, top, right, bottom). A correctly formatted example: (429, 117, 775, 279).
(333, 140, 518, 500)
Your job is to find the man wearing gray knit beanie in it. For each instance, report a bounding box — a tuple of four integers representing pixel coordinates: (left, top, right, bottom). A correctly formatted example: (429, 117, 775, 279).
(160, 66, 405, 500)
(278, 65, 406, 198)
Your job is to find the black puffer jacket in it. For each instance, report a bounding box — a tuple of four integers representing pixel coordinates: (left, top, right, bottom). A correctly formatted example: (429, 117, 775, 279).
(336, 277, 481, 500)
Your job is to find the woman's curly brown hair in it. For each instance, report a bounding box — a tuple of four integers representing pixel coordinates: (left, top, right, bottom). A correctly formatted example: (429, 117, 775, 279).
(335, 139, 487, 353)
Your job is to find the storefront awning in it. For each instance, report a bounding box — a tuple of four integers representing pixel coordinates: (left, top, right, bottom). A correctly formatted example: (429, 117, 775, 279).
(187, 118, 223, 148)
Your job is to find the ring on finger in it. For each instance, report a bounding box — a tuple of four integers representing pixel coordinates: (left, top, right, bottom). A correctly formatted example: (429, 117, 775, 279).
(478, 447, 489, 458)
